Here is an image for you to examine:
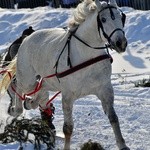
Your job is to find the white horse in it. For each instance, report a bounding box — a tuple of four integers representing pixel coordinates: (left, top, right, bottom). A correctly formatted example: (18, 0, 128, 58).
(8, 0, 129, 149)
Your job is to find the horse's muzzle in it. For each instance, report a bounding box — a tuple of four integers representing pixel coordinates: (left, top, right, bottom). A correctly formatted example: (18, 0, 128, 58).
(110, 37, 128, 53)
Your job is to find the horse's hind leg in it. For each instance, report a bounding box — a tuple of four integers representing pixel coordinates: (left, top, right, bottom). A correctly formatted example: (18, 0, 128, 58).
(7, 78, 17, 114)
(96, 84, 130, 150)
(62, 94, 74, 150)
(8, 73, 38, 116)
(8, 80, 23, 117)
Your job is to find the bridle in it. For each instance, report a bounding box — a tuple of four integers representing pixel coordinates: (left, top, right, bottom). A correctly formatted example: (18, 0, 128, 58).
(97, 5, 126, 44)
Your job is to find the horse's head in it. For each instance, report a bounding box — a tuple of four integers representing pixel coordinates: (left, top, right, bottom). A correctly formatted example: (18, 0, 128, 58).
(95, 0, 127, 53)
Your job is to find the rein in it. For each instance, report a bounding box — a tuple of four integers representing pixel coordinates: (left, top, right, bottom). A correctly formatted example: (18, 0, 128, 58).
(56, 54, 112, 78)
(72, 34, 109, 50)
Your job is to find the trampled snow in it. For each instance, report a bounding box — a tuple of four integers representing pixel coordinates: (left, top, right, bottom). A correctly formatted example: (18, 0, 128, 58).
(0, 5, 150, 150)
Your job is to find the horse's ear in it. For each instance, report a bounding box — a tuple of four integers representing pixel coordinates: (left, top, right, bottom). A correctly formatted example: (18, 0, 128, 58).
(95, 0, 102, 10)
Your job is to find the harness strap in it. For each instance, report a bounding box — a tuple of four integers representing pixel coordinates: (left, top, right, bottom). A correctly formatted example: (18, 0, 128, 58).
(54, 28, 110, 77)
(26, 73, 56, 97)
(54, 38, 69, 75)
(11, 85, 25, 100)
(56, 54, 112, 78)
(45, 91, 61, 107)
(67, 36, 72, 68)
(109, 28, 124, 40)
(11, 73, 56, 100)
(54, 30, 76, 75)
(0, 70, 12, 79)
(73, 34, 109, 49)
(39, 91, 61, 115)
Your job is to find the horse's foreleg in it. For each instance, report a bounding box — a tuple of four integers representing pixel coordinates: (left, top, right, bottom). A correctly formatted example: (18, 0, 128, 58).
(62, 95, 74, 150)
(97, 85, 130, 150)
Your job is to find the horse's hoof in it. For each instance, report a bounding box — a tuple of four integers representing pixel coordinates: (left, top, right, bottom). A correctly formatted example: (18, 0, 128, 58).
(120, 147, 130, 150)
(8, 106, 23, 117)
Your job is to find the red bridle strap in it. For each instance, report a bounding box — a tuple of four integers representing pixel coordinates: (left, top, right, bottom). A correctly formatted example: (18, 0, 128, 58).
(0, 70, 12, 79)
(39, 91, 61, 112)
(11, 73, 57, 100)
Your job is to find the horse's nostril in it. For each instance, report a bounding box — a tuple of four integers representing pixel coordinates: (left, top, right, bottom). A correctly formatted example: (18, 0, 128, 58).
(116, 40, 122, 47)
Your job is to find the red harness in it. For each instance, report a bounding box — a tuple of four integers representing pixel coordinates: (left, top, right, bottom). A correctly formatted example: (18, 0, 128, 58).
(0, 70, 12, 79)
(0, 54, 112, 107)
(13, 54, 112, 98)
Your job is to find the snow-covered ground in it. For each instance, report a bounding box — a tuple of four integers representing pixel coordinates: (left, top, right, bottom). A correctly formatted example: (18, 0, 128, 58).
(0, 4, 150, 150)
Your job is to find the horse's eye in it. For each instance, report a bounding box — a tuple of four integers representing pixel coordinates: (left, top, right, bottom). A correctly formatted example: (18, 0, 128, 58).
(101, 17, 106, 23)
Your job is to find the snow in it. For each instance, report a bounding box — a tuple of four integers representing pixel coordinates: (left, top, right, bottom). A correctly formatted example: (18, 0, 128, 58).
(0, 5, 150, 150)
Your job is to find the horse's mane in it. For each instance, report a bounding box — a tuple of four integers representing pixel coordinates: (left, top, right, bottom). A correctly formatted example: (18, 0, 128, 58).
(69, 0, 117, 29)
(69, 0, 97, 29)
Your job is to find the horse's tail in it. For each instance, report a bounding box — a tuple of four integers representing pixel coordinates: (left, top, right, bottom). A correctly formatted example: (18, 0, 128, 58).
(0, 57, 17, 97)
(2, 51, 12, 67)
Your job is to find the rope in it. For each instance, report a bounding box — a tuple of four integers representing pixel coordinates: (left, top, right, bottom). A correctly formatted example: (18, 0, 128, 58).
(1, 69, 61, 111)
(0, 70, 12, 79)
(11, 73, 57, 101)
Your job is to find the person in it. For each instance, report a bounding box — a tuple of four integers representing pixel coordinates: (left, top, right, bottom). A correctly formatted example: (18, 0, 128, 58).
(22, 26, 35, 37)
(40, 103, 56, 134)
(2, 26, 35, 67)
(2, 37, 23, 67)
